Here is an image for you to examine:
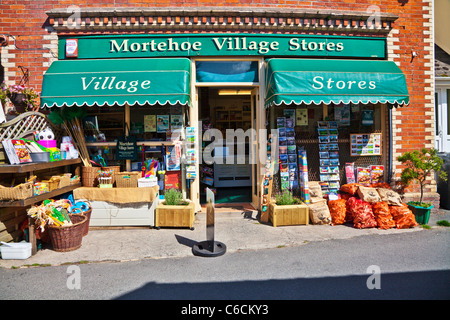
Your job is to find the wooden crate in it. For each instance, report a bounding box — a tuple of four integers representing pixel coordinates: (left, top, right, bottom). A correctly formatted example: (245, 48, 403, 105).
(155, 201, 195, 229)
(269, 202, 309, 227)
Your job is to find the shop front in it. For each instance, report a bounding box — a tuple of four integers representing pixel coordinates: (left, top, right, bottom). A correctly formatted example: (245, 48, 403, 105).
(39, 31, 409, 214)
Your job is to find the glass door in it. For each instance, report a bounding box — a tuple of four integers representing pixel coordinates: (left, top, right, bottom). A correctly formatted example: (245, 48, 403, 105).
(435, 88, 450, 153)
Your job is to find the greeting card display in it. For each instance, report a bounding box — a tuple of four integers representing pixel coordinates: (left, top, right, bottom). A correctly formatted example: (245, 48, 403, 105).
(317, 121, 340, 195)
(277, 117, 297, 190)
(185, 127, 197, 179)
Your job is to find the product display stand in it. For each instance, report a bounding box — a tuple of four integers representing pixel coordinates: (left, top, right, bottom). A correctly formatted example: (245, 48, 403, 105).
(277, 117, 298, 191)
(260, 133, 276, 223)
(317, 121, 340, 197)
(297, 148, 310, 204)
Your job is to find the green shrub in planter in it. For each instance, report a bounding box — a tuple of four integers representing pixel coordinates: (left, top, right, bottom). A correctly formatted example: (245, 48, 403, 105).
(397, 148, 447, 224)
(164, 188, 188, 205)
(275, 191, 302, 205)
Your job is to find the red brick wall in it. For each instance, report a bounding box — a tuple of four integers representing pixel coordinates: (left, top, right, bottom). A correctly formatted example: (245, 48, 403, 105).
(0, 0, 435, 195)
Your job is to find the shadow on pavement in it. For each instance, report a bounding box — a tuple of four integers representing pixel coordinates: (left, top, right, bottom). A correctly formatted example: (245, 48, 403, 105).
(115, 269, 450, 300)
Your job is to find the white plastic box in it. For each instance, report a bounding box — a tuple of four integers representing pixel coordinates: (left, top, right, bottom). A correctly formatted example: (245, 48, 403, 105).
(0, 242, 32, 260)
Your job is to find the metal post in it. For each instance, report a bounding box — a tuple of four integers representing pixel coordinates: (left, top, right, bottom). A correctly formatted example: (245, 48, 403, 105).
(192, 188, 226, 257)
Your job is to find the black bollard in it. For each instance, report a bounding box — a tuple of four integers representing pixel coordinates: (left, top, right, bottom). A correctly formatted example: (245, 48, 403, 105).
(193, 188, 226, 257)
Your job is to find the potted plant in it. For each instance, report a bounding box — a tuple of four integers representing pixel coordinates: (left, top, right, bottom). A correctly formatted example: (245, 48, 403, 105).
(397, 147, 448, 224)
(3, 83, 40, 113)
(155, 188, 196, 230)
(268, 190, 309, 227)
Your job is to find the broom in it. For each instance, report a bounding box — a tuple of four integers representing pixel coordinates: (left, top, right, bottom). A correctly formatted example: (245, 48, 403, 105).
(48, 108, 91, 167)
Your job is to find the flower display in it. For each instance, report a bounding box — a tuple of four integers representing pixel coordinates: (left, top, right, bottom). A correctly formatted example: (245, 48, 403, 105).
(0, 81, 40, 112)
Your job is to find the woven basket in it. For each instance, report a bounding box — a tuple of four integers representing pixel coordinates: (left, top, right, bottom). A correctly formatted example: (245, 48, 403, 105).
(82, 166, 99, 187)
(0, 181, 33, 200)
(48, 214, 86, 252)
(116, 171, 140, 188)
(71, 205, 92, 236)
(101, 166, 121, 184)
(70, 176, 81, 185)
(43, 178, 59, 192)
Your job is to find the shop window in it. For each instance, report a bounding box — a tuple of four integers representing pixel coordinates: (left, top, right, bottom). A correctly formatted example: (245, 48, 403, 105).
(196, 61, 259, 83)
(83, 104, 184, 169)
(83, 107, 125, 144)
(270, 103, 386, 190)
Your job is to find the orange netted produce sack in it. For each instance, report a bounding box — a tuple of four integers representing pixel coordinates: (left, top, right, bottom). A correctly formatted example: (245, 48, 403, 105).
(351, 198, 377, 229)
(370, 182, 391, 189)
(328, 199, 347, 225)
(339, 192, 352, 201)
(389, 204, 419, 229)
(372, 201, 396, 230)
(340, 183, 361, 195)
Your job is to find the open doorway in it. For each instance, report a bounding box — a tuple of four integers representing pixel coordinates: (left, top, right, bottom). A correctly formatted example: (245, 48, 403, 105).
(198, 86, 255, 205)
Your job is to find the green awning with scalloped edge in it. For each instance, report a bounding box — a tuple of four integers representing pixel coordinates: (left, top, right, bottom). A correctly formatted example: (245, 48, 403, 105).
(265, 59, 409, 107)
(41, 58, 190, 108)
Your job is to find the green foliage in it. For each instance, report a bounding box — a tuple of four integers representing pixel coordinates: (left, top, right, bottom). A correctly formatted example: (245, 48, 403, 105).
(437, 220, 450, 227)
(164, 188, 188, 205)
(408, 201, 432, 208)
(397, 148, 448, 204)
(275, 191, 302, 205)
(1, 83, 40, 111)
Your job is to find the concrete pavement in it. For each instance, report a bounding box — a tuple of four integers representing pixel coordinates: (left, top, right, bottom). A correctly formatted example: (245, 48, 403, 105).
(1, 205, 449, 269)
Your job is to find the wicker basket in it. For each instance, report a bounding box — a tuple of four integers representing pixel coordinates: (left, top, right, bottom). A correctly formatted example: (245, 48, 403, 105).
(82, 166, 99, 187)
(71, 203, 92, 236)
(70, 176, 81, 185)
(43, 178, 59, 192)
(48, 214, 86, 252)
(59, 175, 71, 188)
(0, 181, 33, 200)
(116, 171, 140, 188)
(101, 166, 121, 184)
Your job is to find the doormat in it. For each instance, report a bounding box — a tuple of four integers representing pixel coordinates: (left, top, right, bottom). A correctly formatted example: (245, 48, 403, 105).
(201, 187, 252, 204)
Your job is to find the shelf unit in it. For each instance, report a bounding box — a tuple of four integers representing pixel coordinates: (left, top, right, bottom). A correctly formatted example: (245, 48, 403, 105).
(83, 111, 125, 140)
(0, 158, 82, 255)
(215, 107, 251, 133)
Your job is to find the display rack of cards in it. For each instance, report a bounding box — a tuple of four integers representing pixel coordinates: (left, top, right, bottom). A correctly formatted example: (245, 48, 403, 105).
(317, 121, 340, 197)
(277, 117, 297, 191)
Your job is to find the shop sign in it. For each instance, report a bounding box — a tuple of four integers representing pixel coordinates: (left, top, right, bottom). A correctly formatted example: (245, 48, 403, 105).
(116, 135, 137, 160)
(58, 33, 386, 59)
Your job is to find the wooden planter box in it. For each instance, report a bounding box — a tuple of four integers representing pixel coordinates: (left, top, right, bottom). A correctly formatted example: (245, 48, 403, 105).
(155, 201, 195, 229)
(269, 202, 309, 227)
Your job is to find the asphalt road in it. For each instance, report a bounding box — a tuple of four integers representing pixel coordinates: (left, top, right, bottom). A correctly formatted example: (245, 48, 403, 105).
(1, 225, 449, 303)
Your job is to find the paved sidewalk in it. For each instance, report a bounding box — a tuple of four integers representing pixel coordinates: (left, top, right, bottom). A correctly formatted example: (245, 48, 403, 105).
(1, 206, 449, 269)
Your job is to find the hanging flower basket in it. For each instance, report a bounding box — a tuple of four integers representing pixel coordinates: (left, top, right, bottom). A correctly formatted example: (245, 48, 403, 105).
(1, 83, 40, 113)
(9, 93, 27, 112)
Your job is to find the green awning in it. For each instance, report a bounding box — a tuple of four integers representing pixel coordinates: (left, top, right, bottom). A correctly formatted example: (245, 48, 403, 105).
(265, 59, 409, 107)
(41, 58, 191, 108)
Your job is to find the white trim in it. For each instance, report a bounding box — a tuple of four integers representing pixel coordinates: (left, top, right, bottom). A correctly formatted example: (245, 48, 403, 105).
(265, 98, 409, 108)
(436, 77, 450, 88)
(42, 99, 190, 108)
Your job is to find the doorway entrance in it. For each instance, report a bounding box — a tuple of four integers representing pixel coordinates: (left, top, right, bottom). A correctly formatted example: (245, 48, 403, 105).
(198, 86, 257, 205)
